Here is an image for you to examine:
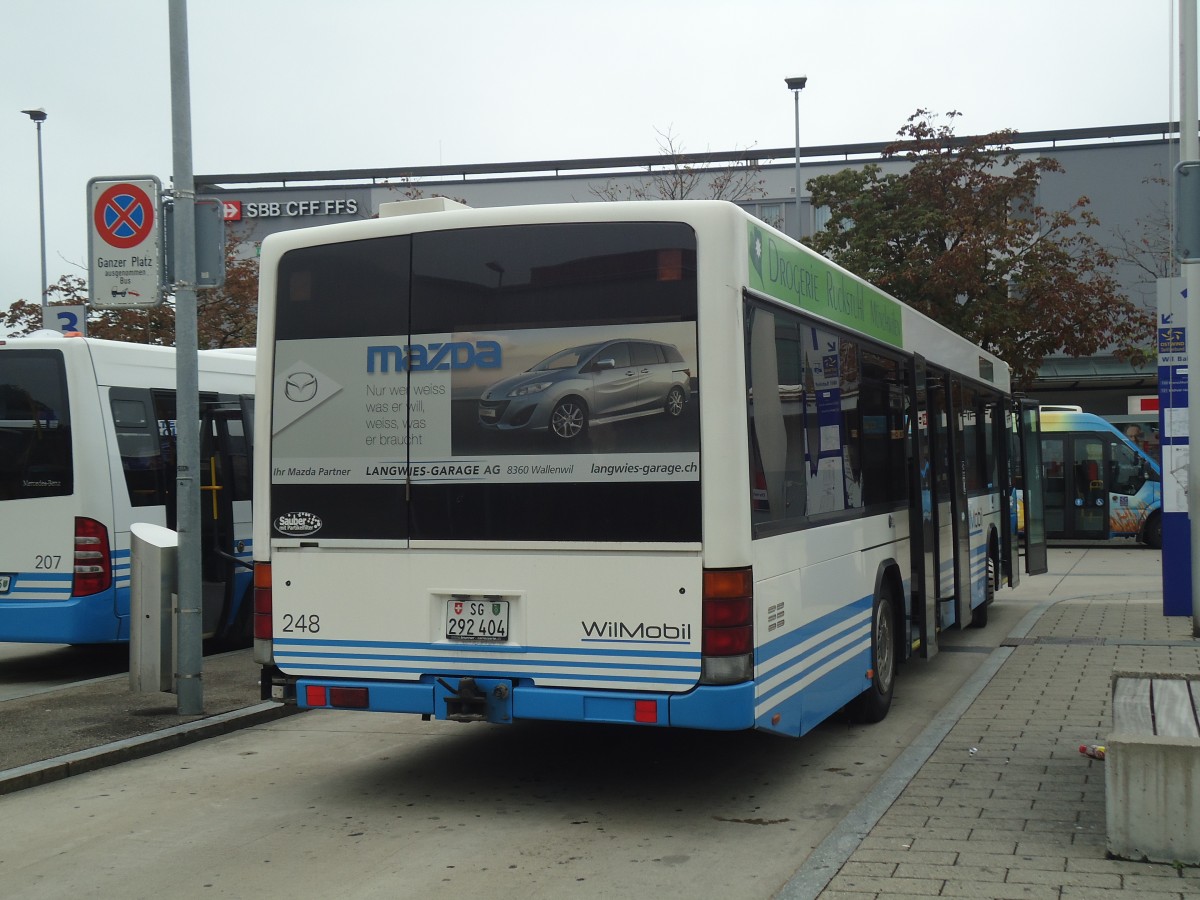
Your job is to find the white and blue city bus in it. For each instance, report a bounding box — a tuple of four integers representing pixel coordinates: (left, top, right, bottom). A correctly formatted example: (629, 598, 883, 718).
(0, 332, 256, 645)
(253, 199, 1045, 736)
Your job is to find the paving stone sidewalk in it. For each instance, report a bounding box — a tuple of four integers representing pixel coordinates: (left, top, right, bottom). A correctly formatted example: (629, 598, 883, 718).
(820, 594, 1200, 899)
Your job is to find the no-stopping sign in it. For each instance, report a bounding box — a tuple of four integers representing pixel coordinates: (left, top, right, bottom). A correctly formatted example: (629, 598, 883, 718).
(88, 176, 163, 309)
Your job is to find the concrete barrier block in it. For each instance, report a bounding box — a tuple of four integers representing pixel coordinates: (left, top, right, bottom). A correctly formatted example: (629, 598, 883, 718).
(1106, 732, 1200, 864)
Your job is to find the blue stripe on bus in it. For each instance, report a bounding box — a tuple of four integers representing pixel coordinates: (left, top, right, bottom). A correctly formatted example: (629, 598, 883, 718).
(6, 572, 72, 583)
(274, 636, 699, 659)
(288, 667, 696, 686)
(754, 596, 872, 709)
(275, 636, 701, 688)
(276, 649, 697, 672)
(2, 571, 73, 601)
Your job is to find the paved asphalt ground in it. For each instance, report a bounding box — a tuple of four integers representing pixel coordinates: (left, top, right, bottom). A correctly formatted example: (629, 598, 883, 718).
(2, 545, 1198, 898)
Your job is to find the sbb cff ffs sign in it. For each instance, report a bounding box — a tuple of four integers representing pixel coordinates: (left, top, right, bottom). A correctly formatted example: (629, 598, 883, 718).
(222, 198, 360, 220)
(88, 176, 163, 309)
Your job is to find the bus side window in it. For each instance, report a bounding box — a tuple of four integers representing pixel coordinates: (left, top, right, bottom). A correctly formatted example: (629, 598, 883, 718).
(111, 389, 175, 510)
(1108, 442, 1146, 496)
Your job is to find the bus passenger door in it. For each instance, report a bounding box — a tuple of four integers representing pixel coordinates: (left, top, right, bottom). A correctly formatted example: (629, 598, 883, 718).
(947, 379, 974, 629)
(1000, 401, 1018, 587)
(1018, 400, 1047, 575)
(199, 402, 253, 642)
(927, 372, 954, 625)
(908, 355, 938, 658)
(1070, 434, 1108, 539)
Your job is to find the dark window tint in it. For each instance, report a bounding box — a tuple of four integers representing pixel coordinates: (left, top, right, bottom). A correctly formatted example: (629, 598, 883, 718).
(856, 349, 909, 507)
(745, 300, 908, 538)
(272, 222, 700, 543)
(111, 388, 177, 513)
(411, 223, 699, 542)
(1109, 441, 1147, 495)
(630, 341, 663, 366)
(204, 410, 251, 503)
(223, 416, 252, 502)
(0, 350, 73, 500)
(111, 390, 228, 521)
(276, 235, 411, 341)
(955, 381, 1002, 496)
(412, 223, 697, 332)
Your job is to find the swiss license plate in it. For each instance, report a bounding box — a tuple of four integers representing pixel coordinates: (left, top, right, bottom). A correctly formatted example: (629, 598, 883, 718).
(0, 575, 10, 593)
(446, 596, 509, 642)
(480, 407, 497, 420)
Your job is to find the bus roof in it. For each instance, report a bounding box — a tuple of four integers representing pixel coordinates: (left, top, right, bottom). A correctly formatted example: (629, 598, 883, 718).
(258, 199, 1010, 394)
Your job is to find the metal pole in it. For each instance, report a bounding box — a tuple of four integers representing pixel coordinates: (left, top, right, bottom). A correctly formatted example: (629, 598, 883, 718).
(35, 118, 47, 323)
(169, 0, 203, 713)
(21, 109, 49, 326)
(794, 91, 802, 239)
(1182, 0, 1200, 635)
(785, 76, 807, 241)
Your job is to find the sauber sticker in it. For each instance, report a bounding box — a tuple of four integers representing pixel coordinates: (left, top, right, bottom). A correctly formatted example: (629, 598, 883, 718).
(274, 511, 323, 536)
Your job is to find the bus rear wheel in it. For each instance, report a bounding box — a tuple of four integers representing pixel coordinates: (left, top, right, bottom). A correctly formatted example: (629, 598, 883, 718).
(853, 585, 896, 723)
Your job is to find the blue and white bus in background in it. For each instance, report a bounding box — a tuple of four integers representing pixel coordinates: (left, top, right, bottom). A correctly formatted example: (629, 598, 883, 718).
(1036, 406, 1162, 548)
(0, 332, 256, 645)
(253, 199, 1046, 737)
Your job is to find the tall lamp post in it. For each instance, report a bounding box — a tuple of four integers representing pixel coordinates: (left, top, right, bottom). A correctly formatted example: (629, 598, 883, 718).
(21, 107, 48, 327)
(785, 76, 806, 240)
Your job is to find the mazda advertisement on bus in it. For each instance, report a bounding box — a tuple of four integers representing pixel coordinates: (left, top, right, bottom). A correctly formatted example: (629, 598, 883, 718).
(271, 322, 699, 488)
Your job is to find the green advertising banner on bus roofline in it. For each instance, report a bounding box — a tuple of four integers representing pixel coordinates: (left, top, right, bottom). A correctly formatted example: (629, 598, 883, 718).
(747, 222, 903, 348)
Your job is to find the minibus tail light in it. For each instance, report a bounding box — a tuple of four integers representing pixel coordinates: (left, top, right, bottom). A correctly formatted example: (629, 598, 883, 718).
(72, 517, 112, 597)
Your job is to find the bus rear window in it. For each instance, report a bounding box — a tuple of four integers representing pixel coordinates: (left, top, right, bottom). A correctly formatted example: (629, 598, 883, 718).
(270, 222, 701, 542)
(0, 350, 73, 499)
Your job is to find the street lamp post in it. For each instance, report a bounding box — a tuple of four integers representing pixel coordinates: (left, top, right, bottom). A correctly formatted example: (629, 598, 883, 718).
(21, 107, 48, 326)
(784, 76, 807, 240)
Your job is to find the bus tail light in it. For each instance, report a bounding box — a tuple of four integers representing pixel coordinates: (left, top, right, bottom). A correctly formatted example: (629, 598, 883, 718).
(305, 685, 369, 709)
(252, 566, 273, 667)
(700, 567, 753, 685)
(72, 517, 112, 597)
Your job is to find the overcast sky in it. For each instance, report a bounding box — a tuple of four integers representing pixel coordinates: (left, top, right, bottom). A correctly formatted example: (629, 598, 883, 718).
(0, 0, 1181, 318)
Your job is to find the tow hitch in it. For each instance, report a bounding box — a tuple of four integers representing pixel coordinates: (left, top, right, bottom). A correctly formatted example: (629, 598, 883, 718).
(436, 676, 513, 723)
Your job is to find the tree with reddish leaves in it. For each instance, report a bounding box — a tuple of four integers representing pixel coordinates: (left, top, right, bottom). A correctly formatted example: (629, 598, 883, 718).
(4, 230, 258, 348)
(806, 110, 1154, 388)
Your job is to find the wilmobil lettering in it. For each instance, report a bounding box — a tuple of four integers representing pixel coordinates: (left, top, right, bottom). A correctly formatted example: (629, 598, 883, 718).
(580, 621, 692, 642)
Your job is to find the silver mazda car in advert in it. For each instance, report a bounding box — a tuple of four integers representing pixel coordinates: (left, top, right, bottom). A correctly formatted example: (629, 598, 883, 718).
(478, 338, 692, 441)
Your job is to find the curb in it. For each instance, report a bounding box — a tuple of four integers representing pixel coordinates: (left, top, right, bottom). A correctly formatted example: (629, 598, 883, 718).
(0, 701, 301, 797)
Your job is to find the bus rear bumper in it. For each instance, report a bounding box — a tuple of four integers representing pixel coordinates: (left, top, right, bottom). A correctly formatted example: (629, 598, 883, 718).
(0, 593, 122, 644)
(294, 676, 757, 731)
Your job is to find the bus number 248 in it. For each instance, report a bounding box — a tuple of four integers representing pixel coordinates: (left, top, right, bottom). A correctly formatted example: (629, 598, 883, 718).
(281, 614, 320, 633)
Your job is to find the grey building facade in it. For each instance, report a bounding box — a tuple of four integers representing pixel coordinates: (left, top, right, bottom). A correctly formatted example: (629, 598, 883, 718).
(198, 122, 1176, 441)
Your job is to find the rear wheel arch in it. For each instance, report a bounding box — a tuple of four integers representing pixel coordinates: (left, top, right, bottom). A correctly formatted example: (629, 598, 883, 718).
(1142, 508, 1163, 549)
(970, 527, 1000, 629)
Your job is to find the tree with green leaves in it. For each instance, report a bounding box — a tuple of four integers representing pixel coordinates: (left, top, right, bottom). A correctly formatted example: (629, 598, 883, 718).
(805, 110, 1153, 387)
(4, 230, 258, 348)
